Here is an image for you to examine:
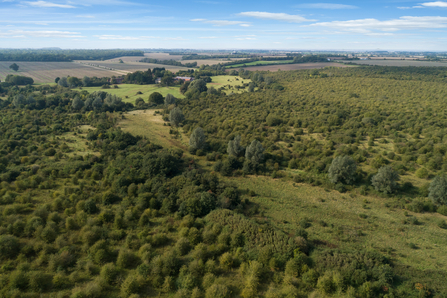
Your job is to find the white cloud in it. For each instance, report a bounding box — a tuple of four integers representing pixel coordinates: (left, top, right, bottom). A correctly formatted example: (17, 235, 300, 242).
(421, 1, 447, 7)
(190, 18, 250, 26)
(198, 36, 218, 39)
(236, 37, 256, 40)
(23, 1, 76, 8)
(238, 11, 316, 23)
(0, 30, 83, 38)
(95, 35, 158, 40)
(309, 16, 447, 33)
(296, 3, 358, 9)
(76, 15, 95, 18)
(164, 37, 186, 40)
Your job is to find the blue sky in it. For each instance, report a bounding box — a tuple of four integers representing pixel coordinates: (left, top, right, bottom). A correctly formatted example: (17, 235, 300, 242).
(1, 0, 447, 50)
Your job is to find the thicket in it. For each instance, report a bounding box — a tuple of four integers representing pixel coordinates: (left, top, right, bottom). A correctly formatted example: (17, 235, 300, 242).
(174, 66, 447, 201)
(0, 66, 445, 297)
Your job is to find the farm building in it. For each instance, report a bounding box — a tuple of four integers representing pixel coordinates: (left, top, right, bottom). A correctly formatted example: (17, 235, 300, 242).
(155, 78, 162, 84)
(174, 76, 194, 82)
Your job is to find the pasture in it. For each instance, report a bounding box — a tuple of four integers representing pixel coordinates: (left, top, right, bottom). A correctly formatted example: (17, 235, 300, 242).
(348, 60, 447, 67)
(75, 84, 183, 104)
(0, 61, 121, 84)
(207, 75, 253, 93)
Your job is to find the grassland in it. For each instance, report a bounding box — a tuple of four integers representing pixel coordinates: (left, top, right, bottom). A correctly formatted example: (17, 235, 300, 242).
(207, 75, 253, 93)
(118, 109, 189, 149)
(0, 61, 121, 84)
(75, 84, 184, 104)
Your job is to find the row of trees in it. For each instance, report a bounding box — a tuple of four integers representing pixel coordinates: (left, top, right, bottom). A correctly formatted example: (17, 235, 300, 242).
(0, 49, 144, 61)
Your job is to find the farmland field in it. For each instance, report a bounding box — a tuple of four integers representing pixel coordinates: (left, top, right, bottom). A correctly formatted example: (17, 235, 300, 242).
(0, 61, 121, 84)
(106, 52, 184, 62)
(226, 60, 294, 68)
(230, 62, 353, 72)
(207, 75, 253, 93)
(75, 84, 183, 104)
(348, 60, 447, 67)
(75, 60, 188, 73)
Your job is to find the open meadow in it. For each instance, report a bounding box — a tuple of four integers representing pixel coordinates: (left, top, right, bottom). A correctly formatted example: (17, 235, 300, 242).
(75, 84, 184, 104)
(207, 75, 253, 93)
(0, 61, 121, 84)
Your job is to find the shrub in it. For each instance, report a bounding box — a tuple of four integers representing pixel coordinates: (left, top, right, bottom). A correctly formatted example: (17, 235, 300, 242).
(328, 156, 357, 185)
(121, 274, 143, 297)
(100, 263, 120, 285)
(0, 235, 19, 259)
(117, 249, 140, 269)
(437, 205, 447, 216)
(9, 270, 29, 290)
(205, 284, 231, 298)
(29, 272, 52, 292)
(371, 166, 400, 194)
(175, 237, 191, 256)
(429, 175, 447, 206)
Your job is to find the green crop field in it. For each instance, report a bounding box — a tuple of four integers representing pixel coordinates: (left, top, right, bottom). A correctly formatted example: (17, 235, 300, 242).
(74, 84, 184, 104)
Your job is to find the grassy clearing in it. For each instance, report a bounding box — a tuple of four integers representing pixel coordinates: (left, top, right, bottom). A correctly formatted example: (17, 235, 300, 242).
(226, 60, 294, 68)
(60, 126, 100, 157)
(75, 84, 184, 104)
(226, 175, 447, 272)
(118, 109, 189, 149)
(207, 75, 253, 93)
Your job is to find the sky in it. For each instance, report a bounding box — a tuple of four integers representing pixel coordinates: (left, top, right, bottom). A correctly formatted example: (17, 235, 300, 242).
(0, 0, 447, 51)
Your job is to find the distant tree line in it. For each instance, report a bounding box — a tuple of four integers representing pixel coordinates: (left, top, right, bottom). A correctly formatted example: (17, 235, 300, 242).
(181, 54, 256, 60)
(139, 58, 198, 68)
(0, 49, 144, 61)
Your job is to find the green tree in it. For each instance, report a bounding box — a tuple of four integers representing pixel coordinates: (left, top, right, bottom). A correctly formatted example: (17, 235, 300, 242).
(328, 155, 357, 185)
(58, 77, 68, 87)
(188, 79, 207, 93)
(189, 127, 206, 151)
(149, 92, 164, 105)
(82, 76, 91, 87)
(371, 166, 400, 194)
(227, 135, 244, 157)
(9, 63, 19, 71)
(245, 139, 264, 164)
(429, 175, 447, 206)
(165, 93, 176, 106)
(72, 95, 84, 111)
(169, 107, 184, 127)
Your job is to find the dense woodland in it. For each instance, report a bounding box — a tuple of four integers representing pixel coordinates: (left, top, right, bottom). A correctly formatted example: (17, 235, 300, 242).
(0, 66, 446, 297)
(0, 50, 144, 62)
